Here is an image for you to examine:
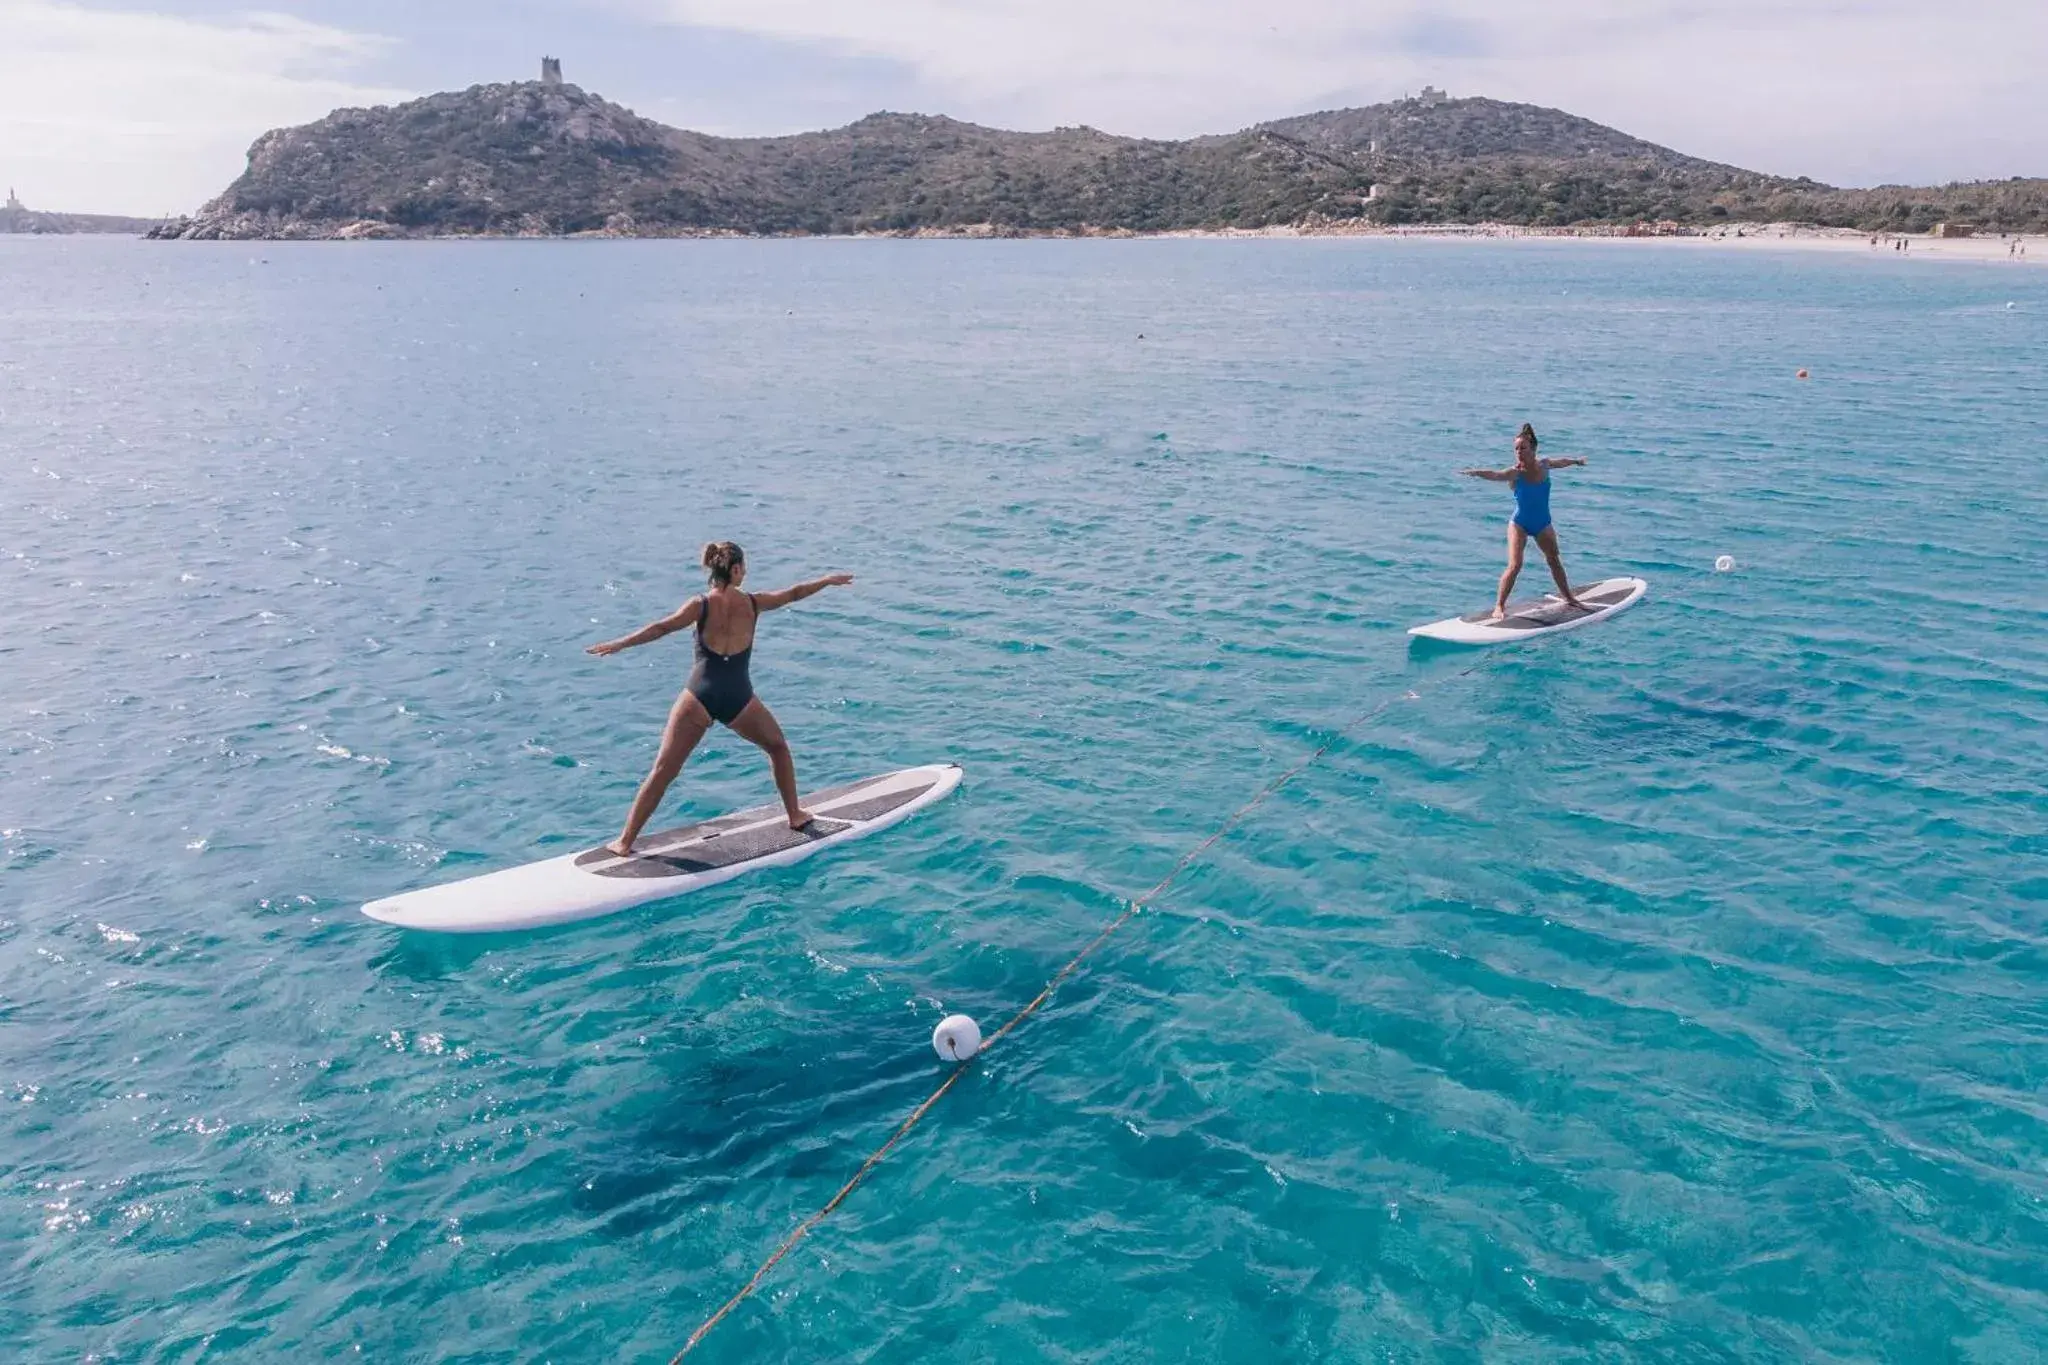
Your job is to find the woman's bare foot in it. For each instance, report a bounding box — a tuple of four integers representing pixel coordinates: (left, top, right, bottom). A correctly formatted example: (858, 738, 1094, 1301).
(787, 809, 815, 831)
(1490, 604, 1508, 621)
(604, 839, 635, 857)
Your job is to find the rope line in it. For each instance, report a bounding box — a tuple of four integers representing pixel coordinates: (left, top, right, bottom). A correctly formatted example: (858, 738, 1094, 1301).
(672, 670, 1472, 1361)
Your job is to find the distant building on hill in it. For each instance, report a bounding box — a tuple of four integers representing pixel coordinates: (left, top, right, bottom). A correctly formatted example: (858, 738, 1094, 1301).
(541, 56, 563, 86)
(2, 189, 164, 234)
(1418, 86, 1447, 107)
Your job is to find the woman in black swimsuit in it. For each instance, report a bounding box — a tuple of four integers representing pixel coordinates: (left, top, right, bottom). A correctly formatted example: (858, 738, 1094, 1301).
(586, 541, 853, 855)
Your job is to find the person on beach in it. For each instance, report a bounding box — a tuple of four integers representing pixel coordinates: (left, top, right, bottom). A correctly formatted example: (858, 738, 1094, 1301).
(1463, 423, 1589, 618)
(586, 542, 853, 855)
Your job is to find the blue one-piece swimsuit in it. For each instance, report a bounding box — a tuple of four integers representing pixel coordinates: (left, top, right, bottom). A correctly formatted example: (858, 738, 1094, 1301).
(1511, 472, 1553, 535)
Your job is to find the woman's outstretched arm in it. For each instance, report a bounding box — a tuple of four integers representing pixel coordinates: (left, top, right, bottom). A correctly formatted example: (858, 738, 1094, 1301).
(753, 573, 854, 612)
(1462, 466, 1515, 482)
(586, 597, 702, 656)
(1541, 456, 1588, 469)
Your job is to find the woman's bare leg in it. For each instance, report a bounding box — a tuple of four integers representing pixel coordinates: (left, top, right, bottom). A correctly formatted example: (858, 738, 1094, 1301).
(1534, 527, 1586, 610)
(607, 691, 712, 855)
(728, 698, 810, 829)
(1494, 523, 1528, 618)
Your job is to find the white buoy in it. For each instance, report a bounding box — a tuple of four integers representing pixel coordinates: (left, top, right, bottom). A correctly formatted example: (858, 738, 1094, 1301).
(932, 1014, 982, 1062)
(1714, 554, 1735, 573)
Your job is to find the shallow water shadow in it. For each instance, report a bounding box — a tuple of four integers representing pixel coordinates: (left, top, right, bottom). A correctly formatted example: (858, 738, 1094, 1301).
(1405, 633, 1480, 666)
(566, 1026, 941, 1239)
(1586, 667, 1826, 761)
(366, 927, 504, 981)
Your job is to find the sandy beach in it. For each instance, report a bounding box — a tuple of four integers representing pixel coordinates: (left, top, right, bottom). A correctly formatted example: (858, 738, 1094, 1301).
(1476, 223, 2043, 267)
(1143, 220, 2048, 266)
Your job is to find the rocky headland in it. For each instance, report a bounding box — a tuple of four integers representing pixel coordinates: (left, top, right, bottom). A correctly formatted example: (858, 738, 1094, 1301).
(2, 189, 168, 235)
(149, 78, 2048, 241)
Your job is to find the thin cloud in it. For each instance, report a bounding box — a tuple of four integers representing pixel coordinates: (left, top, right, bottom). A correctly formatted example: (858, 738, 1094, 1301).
(0, 2, 409, 215)
(5, 0, 2040, 211)
(633, 0, 2045, 183)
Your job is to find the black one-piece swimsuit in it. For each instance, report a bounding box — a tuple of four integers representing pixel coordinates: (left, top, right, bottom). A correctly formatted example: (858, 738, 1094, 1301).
(687, 593, 757, 725)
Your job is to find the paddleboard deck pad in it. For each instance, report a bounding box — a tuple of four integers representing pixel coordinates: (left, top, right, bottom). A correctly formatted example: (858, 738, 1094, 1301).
(362, 763, 962, 932)
(1408, 576, 1647, 645)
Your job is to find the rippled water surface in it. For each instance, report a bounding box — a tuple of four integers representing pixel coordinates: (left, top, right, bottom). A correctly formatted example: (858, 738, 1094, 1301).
(4, 236, 2047, 1362)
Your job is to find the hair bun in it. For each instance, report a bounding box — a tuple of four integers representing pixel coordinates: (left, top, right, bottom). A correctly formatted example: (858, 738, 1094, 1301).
(1517, 422, 1539, 447)
(701, 540, 744, 585)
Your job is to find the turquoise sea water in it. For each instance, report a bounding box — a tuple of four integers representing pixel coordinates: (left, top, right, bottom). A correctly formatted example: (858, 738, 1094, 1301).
(4, 235, 2046, 1362)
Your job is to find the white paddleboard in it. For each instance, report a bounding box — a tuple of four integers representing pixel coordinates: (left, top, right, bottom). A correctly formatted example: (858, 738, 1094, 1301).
(362, 763, 962, 933)
(1408, 576, 1647, 645)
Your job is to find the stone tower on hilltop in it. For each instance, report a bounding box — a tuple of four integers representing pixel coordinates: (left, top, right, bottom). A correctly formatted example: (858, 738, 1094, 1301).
(541, 57, 563, 86)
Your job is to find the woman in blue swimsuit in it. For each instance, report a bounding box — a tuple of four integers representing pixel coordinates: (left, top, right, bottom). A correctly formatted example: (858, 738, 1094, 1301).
(1463, 423, 1589, 619)
(586, 541, 853, 855)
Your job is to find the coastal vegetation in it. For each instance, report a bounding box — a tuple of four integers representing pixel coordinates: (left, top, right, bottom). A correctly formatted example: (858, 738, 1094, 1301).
(1, 189, 166, 235)
(150, 82, 2048, 240)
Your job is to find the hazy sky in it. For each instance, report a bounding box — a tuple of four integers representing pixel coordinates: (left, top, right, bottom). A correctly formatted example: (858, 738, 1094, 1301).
(4, 0, 2043, 215)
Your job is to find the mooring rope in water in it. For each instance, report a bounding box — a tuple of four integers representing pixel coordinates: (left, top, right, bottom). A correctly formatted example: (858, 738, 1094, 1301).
(672, 666, 1479, 1361)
